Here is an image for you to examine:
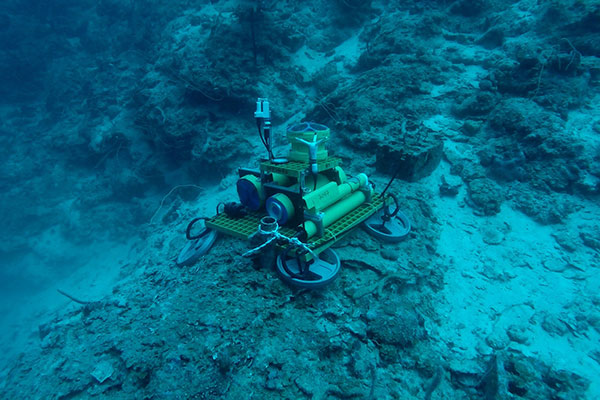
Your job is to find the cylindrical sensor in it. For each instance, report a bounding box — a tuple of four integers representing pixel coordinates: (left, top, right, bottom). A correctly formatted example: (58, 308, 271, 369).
(266, 193, 295, 225)
(237, 175, 264, 211)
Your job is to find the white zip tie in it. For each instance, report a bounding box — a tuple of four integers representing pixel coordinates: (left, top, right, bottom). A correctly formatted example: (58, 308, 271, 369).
(242, 235, 277, 257)
(242, 223, 319, 261)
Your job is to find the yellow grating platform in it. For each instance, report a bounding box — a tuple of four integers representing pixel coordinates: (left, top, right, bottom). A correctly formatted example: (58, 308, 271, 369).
(205, 193, 384, 257)
(261, 158, 341, 179)
(205, 212, 296, 240)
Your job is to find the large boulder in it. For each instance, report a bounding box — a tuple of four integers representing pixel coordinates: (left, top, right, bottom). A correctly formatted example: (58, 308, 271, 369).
(375, 130, 444, 182)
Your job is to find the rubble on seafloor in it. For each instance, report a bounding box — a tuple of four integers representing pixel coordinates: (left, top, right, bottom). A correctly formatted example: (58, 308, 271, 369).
(1, 178, 594, 399)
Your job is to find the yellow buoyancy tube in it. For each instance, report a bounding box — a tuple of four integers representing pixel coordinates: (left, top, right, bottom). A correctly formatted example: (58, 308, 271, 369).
(303, 174, 371, 238)
(303, 173, 368, 212)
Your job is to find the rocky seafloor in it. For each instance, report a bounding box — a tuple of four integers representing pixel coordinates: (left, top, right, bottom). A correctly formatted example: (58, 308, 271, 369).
(0, 0, 599, 398)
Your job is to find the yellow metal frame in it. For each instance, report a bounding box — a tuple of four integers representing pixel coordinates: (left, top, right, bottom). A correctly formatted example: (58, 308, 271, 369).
(260, 158, 341, 180)
(205, 193, 384, 257)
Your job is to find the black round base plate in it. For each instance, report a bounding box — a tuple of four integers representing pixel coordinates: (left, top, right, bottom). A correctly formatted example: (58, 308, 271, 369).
(363, 209, 411, 242)
(276, 248, 340, 289)
(176, 229, 218, 266)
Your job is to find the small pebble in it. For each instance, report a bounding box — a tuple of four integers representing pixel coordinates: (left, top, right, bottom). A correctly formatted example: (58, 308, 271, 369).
(481, 226, 504, 245)
(486, 328, 509, 350)
(507, 324, 530, 344)
(381, 248, 399, 261)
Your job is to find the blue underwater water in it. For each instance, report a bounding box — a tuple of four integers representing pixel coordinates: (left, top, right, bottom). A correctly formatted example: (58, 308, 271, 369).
(1, 0, 599, 399)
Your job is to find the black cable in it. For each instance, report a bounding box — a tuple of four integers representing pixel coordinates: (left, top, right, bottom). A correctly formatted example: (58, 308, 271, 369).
(186, 217, 210, 240)
(256, 120, 274, 159)
(380, 162, 403, 199)
(382, 193, 400, 222)
(256, 120, 267, 148)
(264, 125, 274, 160)
(223, 202, 248, 218)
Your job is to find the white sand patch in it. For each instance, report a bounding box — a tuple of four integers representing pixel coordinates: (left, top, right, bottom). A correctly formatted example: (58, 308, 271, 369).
(333, 32, 362, 70)
(290, 29, 362, 78)
(566, 96, 600, 145)
(428, 160, 600, 397)
(0, 237, 138, 373)
(290, 45, 327, 77)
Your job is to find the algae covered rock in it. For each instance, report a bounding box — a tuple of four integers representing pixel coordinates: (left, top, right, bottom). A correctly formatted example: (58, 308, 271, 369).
(449, 350, 589, 400)
(489, 98, 562, 139)
(452, 92, 497, 118)
(512, 190, 578, 225)
(375, 133, 444, 182)
(467, 178, 504, 215)
(481, 224, 505, 245)
(580, 225, 600, 251)
(367, 307, 425, 348)
(305, 55, 444, 181)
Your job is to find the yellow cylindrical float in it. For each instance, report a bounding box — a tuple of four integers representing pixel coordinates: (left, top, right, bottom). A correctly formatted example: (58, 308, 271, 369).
(303, 173, 330, 191)
(304, 187, 372, 238)
(303, 173, 368, 212)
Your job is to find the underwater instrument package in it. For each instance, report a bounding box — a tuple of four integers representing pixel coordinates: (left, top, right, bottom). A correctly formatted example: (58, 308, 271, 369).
(178, 98, 411, 288)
